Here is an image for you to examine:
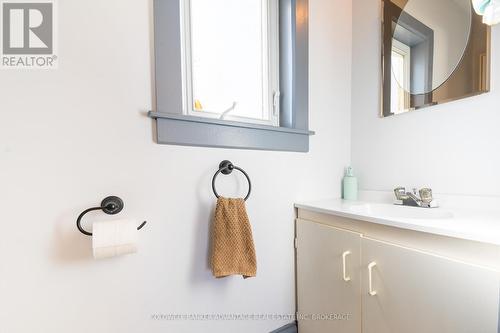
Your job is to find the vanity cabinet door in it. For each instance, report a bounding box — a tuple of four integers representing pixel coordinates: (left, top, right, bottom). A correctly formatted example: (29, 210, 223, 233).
(296, 219, 362, 333)
(361, 237, 500, 333)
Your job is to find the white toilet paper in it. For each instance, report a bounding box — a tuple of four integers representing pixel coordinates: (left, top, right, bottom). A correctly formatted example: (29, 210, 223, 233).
(92, 219, 138, 259)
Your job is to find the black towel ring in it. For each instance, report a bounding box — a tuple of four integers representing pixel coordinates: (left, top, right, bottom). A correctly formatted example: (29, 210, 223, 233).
(76, 196, 147, 236)
(212, 160, 252, 201)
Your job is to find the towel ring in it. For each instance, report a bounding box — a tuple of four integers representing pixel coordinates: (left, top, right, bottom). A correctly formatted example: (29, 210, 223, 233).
(76, 196, 147, 236)
(212, 160, 252, 201)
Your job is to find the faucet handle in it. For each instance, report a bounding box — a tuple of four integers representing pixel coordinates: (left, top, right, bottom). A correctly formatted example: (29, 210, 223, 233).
(394, 187, 408, 200)
(419, 188, 433, 203)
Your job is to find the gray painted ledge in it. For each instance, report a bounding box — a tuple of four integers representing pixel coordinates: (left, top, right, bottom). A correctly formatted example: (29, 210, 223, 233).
(148, 112, 315, 153)
(269, 322, 297, 333)
(148, 112, 315, 135)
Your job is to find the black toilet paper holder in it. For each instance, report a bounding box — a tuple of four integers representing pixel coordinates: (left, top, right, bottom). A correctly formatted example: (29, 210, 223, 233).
(76, 196, 147, 236)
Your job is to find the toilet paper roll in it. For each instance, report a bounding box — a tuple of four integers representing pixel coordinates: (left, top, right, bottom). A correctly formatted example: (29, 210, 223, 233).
(92, 219, 138, 259)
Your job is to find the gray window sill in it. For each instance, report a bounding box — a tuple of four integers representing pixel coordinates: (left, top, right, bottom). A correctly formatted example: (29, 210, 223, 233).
(148, 112, 315, 152)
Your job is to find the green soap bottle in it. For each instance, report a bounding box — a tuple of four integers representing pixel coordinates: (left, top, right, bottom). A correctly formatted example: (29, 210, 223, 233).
(343, 166, 358, 201)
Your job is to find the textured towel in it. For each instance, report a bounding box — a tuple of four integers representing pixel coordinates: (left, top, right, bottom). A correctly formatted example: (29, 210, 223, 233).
(211, 197, 257, 278)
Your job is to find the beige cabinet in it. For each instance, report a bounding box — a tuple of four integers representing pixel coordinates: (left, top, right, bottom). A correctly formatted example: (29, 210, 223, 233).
(296, 218, 500, 333)
(296, 219, 362, 333)
(361, 237, 500, 333)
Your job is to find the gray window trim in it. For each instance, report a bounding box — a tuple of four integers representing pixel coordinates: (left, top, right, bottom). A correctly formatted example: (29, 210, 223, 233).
(150, 0, 312, 152)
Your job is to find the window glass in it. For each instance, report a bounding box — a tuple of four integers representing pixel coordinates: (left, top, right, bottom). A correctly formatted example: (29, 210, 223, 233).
(186, 0, 277, 124)
(391, 40, 411, 114)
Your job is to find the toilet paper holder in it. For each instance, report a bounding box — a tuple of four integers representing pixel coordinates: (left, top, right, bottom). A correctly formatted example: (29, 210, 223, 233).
(76, 196, 147, 236)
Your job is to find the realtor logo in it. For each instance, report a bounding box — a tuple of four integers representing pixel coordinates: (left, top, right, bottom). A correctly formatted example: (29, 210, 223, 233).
(1, 0, 57, 69)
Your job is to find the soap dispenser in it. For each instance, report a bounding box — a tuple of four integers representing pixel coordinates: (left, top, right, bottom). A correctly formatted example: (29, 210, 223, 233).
(343, 166, 358, 200)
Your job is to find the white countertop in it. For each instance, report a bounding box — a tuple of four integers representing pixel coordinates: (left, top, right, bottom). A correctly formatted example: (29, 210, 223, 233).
(295, 194, 500, 246)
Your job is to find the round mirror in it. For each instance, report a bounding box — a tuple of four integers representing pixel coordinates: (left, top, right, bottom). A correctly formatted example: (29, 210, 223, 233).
(392, 0, 472, 95)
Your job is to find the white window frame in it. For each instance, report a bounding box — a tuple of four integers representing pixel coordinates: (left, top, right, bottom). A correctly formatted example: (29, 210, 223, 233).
(391, 39, 411, 113)
(180, 0, 280, 127)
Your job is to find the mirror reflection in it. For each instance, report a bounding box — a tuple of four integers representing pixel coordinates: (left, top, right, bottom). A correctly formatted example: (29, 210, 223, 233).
(393, 0, 471, 95)
(382, 0, 490, 116)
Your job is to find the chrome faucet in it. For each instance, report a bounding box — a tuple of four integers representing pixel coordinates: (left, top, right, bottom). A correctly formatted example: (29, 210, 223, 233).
(393, 187, 439, 208)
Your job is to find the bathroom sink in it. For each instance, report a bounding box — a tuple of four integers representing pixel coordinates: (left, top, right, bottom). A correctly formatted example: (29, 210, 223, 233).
(348, 203, 454, 220)
(296, 197, 500, 245)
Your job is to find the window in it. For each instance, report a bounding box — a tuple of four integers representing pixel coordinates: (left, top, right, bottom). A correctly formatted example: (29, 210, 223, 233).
(181, 0, 280, 126)
(391, 39, 411, 114)
(150, 0, 312, 152)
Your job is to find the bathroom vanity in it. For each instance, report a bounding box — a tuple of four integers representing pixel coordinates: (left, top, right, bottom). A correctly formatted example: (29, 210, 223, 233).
(295, 193, 500, 333)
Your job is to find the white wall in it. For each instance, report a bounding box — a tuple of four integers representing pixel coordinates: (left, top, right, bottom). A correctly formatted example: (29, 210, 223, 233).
(351, 0, 500, 196)
(0, 0, 351, 332)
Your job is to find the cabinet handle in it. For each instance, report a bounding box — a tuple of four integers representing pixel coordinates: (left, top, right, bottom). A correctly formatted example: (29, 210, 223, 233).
(342, 251, 351, 282)
(368, 262, 377, 296)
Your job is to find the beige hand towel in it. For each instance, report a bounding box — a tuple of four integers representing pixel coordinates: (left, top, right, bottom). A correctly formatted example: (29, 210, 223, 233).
(211, 197, 257, 278)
